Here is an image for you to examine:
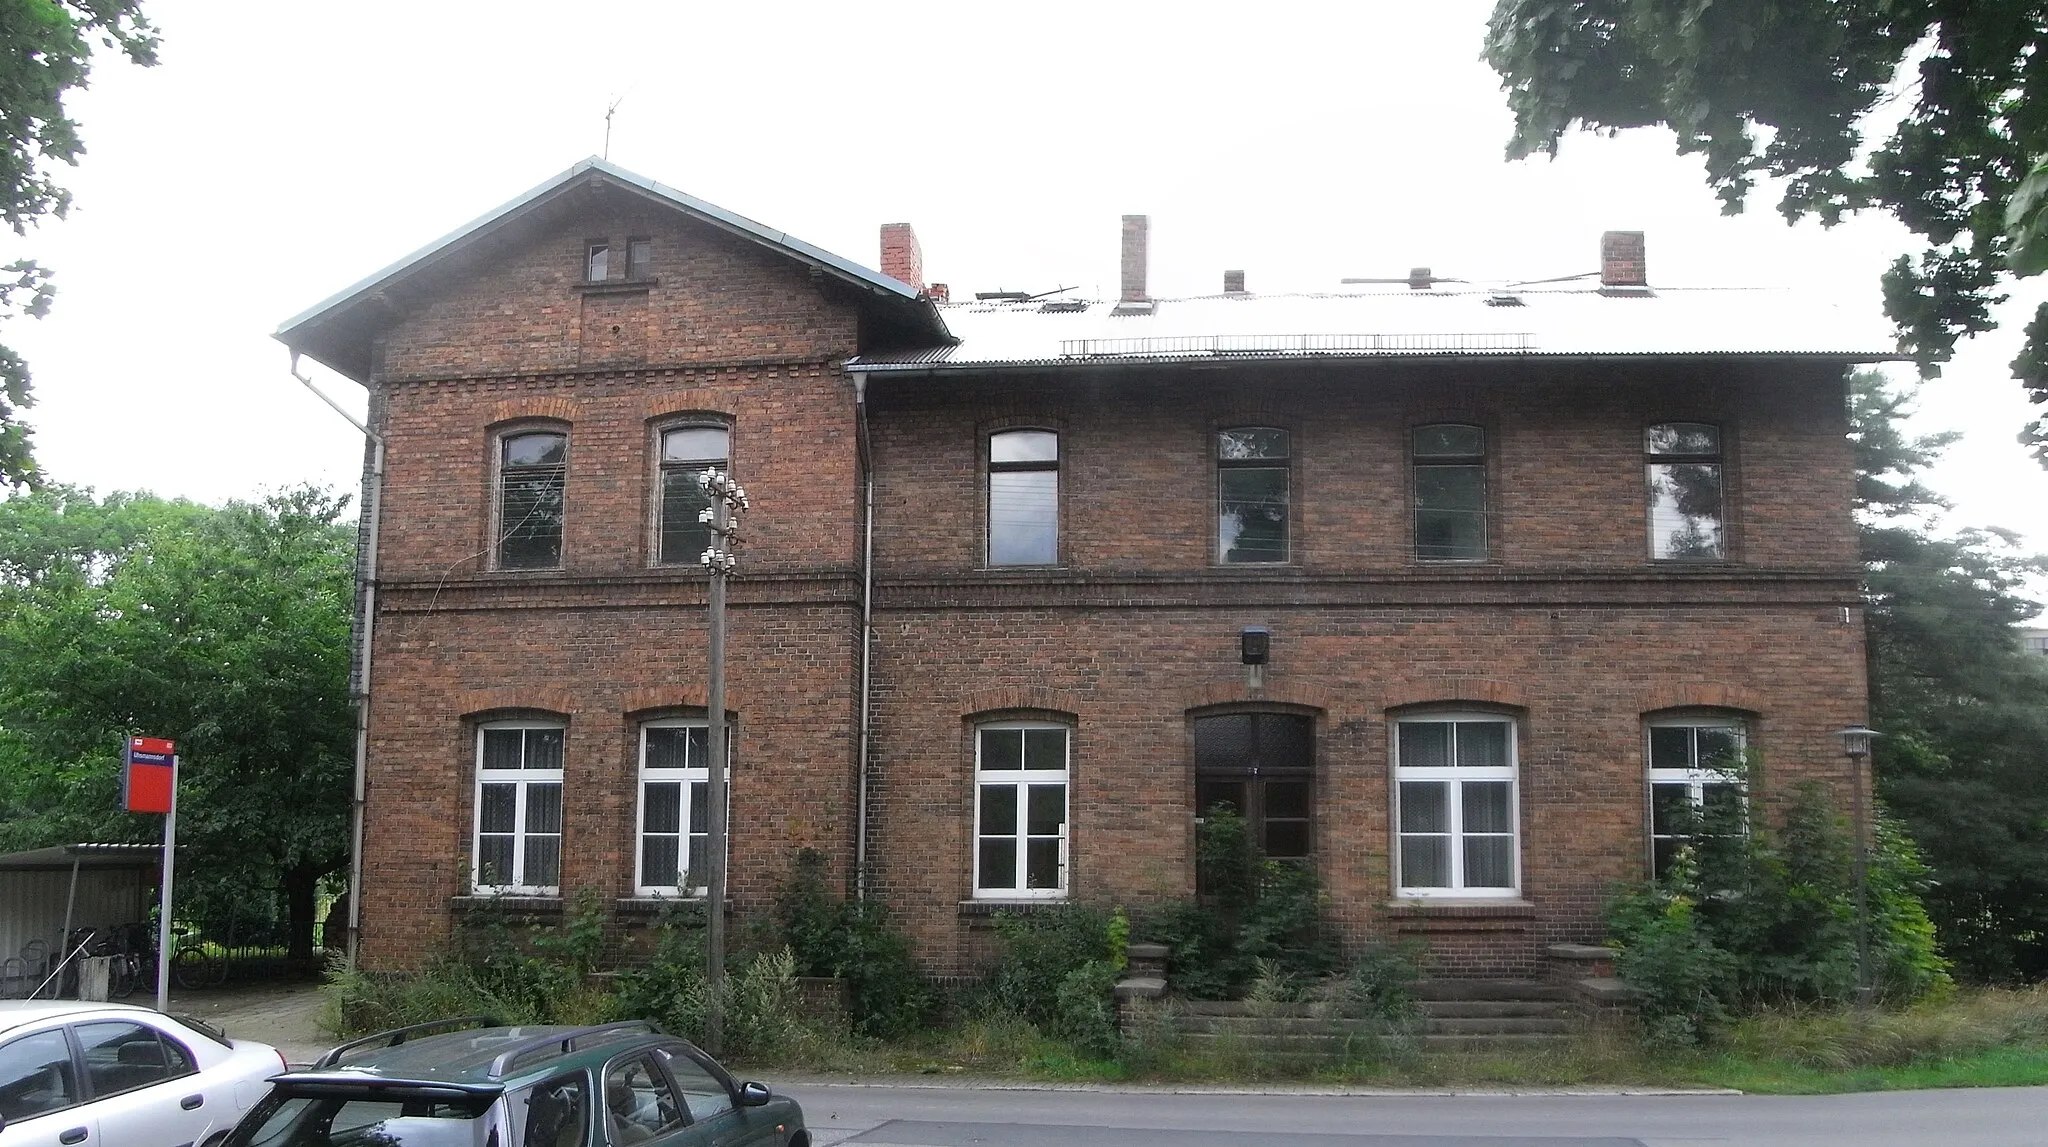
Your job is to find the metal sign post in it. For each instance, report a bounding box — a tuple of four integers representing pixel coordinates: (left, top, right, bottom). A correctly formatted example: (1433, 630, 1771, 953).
(125, 736, 178, 1011)
(155, 756, 177, 1012)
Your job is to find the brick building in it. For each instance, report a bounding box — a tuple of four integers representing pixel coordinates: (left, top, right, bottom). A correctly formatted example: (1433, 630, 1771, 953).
(278, 158, 1895, 978)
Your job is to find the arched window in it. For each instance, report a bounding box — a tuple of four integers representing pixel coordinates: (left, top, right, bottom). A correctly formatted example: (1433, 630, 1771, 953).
(1193, 712, 1314, 865)
(1647, 714, 1747, 878)
(497, 430, 568, 570)
(636, 718, 730, 896)
(973, 721, 1069, 897)
(987, 430, 1059, 566)
(1394, 713, 1519, 897)
(473, 721, 565, 893)
(657, 425, 731, 566)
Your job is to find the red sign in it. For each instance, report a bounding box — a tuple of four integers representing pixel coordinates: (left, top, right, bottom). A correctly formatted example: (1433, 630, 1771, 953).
(123, 737, 176, 814)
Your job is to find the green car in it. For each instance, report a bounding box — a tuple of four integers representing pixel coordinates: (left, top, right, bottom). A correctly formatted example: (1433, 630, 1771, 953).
(219, 1018, 808, 1147)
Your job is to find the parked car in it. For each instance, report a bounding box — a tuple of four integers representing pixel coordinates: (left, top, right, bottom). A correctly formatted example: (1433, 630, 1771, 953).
(0, 999, 288, 1147)
(220, 1017, 807, 1147)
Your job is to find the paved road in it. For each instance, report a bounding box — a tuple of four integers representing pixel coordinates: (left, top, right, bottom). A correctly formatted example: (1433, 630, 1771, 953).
(780, 1081, 2048, 1147)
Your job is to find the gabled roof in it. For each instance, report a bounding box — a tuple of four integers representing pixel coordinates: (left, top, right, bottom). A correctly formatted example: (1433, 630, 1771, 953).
(276, 157, 949, 382)
(848, 284, 1905, 375)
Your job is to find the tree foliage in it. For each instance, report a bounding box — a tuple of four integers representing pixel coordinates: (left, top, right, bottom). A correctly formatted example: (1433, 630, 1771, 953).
(0, 484, 354, 958)
(0, 0, 159, 488)
(1850, 371, 2048, 981)
(1483, 1, 2048, 462)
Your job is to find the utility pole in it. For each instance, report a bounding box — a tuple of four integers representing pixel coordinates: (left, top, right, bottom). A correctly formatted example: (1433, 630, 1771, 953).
(1838, 724, 1881, 1006)
(699, 469, 747, 1054)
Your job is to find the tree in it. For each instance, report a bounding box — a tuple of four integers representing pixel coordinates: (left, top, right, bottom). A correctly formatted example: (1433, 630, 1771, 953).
(1483, 2, 2048, 462)
(0, 1, 159, 488)
(1849, 371, 2048, 980)
(0, 484, 355, 960)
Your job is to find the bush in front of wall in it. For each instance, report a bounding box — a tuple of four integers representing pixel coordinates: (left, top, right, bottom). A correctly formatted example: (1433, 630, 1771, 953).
(1137, 808, 1339, 999)
(1605, 776, 1950, 1047)
(771, 848, 938, 1040)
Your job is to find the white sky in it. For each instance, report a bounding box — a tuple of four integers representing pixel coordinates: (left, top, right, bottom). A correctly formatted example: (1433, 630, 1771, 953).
(7, 0, 2046, 598)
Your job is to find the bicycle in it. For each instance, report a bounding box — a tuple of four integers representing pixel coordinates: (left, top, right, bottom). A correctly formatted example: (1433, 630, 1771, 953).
(170, 928, 227, 991)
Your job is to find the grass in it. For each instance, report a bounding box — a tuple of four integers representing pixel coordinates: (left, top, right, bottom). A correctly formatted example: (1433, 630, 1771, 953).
(320, 961, 2048, 1095)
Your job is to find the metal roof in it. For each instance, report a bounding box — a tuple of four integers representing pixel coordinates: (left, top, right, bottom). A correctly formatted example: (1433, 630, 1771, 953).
(847, 285, 1906, 373)
(276, 157, 948, 382)
(0, 843, 163, 872)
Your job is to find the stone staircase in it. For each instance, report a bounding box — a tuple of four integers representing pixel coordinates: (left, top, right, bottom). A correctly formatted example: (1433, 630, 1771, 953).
(1412, 979, 1582, 1051)
(1163, 979, 1582, 1059)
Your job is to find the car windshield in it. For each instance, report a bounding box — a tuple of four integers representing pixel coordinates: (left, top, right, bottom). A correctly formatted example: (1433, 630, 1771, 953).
(233, 1094, 494, 1147)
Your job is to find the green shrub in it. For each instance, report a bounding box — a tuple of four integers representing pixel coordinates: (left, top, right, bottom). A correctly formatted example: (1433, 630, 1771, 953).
(1138, 809, 1338, 999)
(768, 850, 937, 1039)
(1605, 773, 1950, 1047)
(1052, 958, 1121, 1057)
(982, 904, 1116, 1027)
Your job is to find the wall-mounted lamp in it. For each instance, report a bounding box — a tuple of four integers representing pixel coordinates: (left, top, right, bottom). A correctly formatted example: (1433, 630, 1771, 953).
(1241, 626, 1270, 689)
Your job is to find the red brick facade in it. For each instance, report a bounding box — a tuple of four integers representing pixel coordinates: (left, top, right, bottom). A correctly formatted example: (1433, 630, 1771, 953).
(297, 166, 1870, 978)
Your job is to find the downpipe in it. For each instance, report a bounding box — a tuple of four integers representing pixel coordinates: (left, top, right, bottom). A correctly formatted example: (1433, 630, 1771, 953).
(290, 352, 382, 969)
(853, 371, 874, 899)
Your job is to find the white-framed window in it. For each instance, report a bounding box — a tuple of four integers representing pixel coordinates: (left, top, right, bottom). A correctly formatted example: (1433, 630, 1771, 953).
(1647, 715, 1747, 878)
(655, 424, 730, 566)
(1395, 714, 1519, 897)
(635, 719, 730, 896)
(473, 722, 565, 894)
(973, 722, 1069, 898)
(988, 429, 1059, 566)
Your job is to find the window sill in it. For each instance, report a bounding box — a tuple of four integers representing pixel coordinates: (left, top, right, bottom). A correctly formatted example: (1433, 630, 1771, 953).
(1383, 899, 1535, 918)
(450, 894, 563, 914)
(614, 897, 730, 918)
(958, 899, 1068, 917)
(573, 278, 659, 295)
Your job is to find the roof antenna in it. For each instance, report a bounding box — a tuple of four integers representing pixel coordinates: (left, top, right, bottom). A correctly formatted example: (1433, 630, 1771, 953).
(603, 94, 626, 160)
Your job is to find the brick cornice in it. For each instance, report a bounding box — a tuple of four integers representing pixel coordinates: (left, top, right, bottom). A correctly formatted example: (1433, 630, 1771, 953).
(375, 356, 846, 389)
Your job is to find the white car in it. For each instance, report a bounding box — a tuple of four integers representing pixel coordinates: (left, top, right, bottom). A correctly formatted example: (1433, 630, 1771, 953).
(0, 1000, 286, 1147)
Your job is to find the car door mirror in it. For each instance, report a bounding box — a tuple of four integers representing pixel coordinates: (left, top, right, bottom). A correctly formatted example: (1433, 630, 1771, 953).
(737, 1081, 772, 1107)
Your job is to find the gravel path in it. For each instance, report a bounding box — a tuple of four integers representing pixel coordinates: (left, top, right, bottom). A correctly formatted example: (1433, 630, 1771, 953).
(165, 980, 331, 1066)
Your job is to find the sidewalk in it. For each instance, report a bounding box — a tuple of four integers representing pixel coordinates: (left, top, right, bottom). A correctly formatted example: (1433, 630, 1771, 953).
(166, 980, 331, 1066)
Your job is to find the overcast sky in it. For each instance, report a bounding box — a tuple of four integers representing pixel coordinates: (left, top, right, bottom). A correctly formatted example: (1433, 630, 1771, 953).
(8, 1, 2045, 598)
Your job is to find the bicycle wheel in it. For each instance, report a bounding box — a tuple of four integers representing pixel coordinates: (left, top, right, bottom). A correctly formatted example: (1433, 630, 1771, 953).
(108, 954, 137, 999)
(171, 945, 220, 991)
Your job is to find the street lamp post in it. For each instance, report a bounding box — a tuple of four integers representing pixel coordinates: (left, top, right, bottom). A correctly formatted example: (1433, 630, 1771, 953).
(1837, 724, 1881, 1006)
(699, 470, 748, 1055)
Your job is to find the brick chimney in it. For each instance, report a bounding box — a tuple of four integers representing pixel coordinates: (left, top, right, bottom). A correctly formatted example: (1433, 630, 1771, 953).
(1115, 215, 1153, 314)
(880, 222, 923, 290)
(926, 282, 949, 303)
(1600, 231, 1647, 288)
(1223, 269, 1246, 294)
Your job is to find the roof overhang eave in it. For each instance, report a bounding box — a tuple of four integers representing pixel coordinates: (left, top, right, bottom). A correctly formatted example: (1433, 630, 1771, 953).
(848, 348, 1914, 378)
